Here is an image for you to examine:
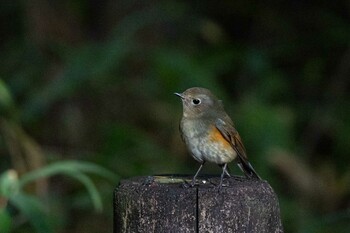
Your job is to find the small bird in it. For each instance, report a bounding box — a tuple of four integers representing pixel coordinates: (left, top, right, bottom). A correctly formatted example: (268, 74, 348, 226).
(175, 87, 261, 188)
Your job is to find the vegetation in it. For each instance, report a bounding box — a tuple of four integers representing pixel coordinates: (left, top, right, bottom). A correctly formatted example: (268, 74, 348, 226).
(1, 1, 349, 232)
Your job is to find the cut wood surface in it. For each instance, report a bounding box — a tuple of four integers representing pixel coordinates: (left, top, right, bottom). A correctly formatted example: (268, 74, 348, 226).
(114, 175, 284, 233)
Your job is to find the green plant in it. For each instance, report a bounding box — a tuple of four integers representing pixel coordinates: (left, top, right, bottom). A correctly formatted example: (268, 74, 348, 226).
(0, 161, 117, 233)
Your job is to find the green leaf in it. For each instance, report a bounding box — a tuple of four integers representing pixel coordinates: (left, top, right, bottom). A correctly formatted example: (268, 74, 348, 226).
(62, 171, 103, 212)
(0, 208, 12, 233)
(10, 193, 52, 233)
(0, 170, 19, 197)
(18, 160, 117, 187)
(17, 160, 117, 211)
(0, 79, 15, 116)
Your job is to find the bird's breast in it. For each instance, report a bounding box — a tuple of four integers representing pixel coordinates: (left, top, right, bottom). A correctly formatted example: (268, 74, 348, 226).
(180, 118, 236, 164)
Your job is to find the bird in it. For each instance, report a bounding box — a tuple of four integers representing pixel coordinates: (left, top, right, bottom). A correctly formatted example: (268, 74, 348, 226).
(174, 87, 261, 189)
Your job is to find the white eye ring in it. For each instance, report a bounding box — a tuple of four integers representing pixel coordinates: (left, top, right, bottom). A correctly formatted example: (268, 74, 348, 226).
(192, 98, 201, 105)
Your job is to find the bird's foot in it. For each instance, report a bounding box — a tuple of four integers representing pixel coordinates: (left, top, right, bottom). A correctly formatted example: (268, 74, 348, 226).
(215, 184, 223, 193)
(182, 179, 196, 188)
(142, 176, 155, 186)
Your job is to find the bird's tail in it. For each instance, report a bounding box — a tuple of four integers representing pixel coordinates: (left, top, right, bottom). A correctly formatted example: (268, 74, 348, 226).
(237, 157, 261, 180)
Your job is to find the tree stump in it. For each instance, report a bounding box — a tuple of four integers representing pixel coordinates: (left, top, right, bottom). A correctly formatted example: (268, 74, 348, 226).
(114, 175, 284, 233)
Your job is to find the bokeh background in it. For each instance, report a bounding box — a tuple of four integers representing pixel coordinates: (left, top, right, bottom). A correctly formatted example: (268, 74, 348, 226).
(1, 1, 350, 233)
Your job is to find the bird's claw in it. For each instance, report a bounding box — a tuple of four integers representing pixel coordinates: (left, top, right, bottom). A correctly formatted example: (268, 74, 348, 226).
(182, 179, 195, 188)
(142, 176, 155, 186)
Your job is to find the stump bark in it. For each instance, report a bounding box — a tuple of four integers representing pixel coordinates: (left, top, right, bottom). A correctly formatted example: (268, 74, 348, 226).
(114, 175, 284, 233)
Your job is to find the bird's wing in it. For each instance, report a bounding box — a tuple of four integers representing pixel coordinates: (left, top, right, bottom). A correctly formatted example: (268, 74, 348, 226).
(215, 118, 261, 180)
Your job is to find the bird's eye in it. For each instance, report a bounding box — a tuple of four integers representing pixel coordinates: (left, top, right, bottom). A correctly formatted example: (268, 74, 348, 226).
(192, 98, 201, 105)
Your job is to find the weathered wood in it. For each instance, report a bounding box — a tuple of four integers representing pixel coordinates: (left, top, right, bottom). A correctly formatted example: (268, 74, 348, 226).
(114, 175, 284, 233)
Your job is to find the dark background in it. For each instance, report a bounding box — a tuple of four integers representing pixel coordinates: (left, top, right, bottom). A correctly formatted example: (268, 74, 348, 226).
(1, 1, 349, 232)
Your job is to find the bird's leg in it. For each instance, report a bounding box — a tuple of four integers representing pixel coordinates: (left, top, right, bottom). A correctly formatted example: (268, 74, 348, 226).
(217, 163, 228, 192)
(190, 163, 204, 187)
(219, 164, 231, 177)
(223, 164, 231, 177)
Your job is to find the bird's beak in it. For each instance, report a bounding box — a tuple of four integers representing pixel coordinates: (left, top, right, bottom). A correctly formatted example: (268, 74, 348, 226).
(174, 92, 184, 99)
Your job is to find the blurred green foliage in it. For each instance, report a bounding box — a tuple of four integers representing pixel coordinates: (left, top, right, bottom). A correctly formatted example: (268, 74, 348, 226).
(1, 0, 350, 232)
(0, 160, 116, 233)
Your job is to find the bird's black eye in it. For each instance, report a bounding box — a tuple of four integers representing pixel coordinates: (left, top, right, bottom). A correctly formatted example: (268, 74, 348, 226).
(192, 98, 201, 105)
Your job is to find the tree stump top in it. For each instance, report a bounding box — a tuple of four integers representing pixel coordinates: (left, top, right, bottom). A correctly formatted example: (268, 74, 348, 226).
(114, 175, 284, 233)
